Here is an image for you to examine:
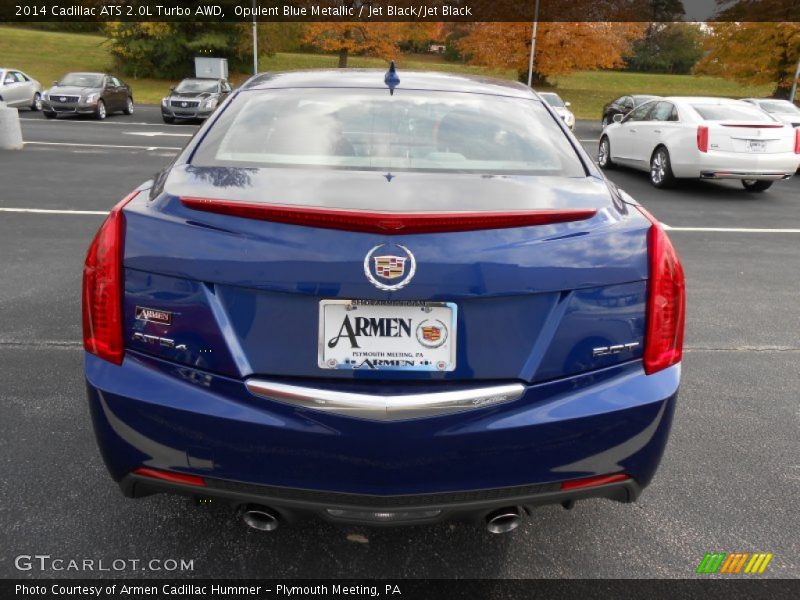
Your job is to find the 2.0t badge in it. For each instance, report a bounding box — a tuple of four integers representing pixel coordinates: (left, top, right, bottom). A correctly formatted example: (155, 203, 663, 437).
(364, 244, 416, 291)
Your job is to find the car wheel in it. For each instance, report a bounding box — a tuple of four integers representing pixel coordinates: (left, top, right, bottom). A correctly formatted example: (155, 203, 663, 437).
(162, 116, 175, 124)
(31, 93, 42, 112)
(741, 179, 773, 192)
(601, 115, 610, 129)
(43, 111, 56, 119)
(598, 136, 615, 169)
(650, 146, 675, 188)
(95, 100, 106, 120)
(124, 97, 134, 115)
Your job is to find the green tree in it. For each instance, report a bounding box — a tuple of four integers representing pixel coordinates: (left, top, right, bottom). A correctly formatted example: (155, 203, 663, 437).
(626, 23, 706, 74)
(105, 22, 276, 79)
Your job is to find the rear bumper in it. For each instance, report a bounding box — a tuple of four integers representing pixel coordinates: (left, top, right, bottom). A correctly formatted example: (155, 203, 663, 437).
(700, 170, 793, 180)
(86, 351, 679, 523)
(673, 149, 799, 179)
(121, 471, 641, 526)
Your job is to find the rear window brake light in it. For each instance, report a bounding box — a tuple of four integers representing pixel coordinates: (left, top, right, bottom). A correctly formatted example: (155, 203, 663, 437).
(180, 197, 597, 234)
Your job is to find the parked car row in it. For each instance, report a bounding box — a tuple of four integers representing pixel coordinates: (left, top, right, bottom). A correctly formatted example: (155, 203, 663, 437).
(1, 66, 230, 123)
(598, 96, 800, 191)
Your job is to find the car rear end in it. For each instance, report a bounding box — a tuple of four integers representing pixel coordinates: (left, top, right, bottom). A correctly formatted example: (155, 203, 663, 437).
(684, 99, 800, 180)
(84, 73, 685, 529)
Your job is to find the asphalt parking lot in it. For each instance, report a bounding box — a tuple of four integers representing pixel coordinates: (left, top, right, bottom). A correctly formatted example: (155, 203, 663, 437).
(1, 108, 798, 579)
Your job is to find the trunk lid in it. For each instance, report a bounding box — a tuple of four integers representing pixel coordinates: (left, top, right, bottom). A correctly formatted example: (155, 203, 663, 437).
(122, 167, 649, 384)
(707, 121, 793, 154)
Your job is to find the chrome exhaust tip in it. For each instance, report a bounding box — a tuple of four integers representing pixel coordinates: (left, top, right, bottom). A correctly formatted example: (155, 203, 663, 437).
(241, 505, 280, 532)
(485, 507, 522, 534)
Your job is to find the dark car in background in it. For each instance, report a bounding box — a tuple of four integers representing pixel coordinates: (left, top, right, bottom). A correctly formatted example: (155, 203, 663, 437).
(43, 72, 133, 120)
(161, 78, 232, 123)
(602, 95, 659, 128)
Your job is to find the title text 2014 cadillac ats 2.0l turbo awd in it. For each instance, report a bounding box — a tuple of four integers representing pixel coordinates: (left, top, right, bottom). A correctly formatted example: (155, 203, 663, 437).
(83, 68, 685, 533)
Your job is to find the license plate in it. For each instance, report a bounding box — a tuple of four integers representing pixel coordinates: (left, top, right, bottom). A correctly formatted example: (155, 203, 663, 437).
(748, 140, 766, 153)
(318, 300, 457, 372)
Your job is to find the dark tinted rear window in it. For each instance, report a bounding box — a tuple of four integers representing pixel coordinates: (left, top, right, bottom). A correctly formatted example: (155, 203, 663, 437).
(191, 88, 586, 177)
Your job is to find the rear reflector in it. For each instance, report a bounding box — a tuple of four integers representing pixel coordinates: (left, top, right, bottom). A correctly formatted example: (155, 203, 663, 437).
(638, 206, 686, 375)
(697, 125, 709, 153)
(560, 473, 630, 491)
(180, 197, 597, 235)
(82, 190, 139, 365)
(133, 467, 206, 487)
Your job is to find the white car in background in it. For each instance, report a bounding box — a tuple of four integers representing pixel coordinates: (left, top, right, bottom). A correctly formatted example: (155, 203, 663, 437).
(539, 92, 575, 130)
(741, 98, 800, 128)
(0, 68, 43, 111)
(598, 96, 800, 191)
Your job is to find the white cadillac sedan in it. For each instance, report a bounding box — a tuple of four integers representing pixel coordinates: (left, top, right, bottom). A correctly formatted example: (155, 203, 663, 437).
(598, 96, 800, 191)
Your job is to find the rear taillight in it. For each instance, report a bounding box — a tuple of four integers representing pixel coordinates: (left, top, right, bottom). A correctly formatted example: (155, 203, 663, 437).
(697, 125, 709, 153)
(638, 207, 686, 375)
(794, 128, 800, 154)
(82, 191, 138, 365)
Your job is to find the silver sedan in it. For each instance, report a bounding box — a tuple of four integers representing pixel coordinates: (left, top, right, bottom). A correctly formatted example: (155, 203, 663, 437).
(0, 68, 43, 111)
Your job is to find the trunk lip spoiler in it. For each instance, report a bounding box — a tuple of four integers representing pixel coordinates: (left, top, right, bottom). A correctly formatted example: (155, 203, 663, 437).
(245, 379, 525, 421)
(180, 196, 597, 235)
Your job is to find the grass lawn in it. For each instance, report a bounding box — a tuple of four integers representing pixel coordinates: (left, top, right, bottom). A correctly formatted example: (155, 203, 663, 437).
(1, 26, 774, 119)
(546, 71, 773, 119)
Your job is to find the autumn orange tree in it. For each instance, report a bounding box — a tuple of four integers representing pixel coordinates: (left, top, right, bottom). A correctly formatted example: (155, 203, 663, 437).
(696, 21, 800, 99)
(457, 22, 646, 84)
(304, 23, 442, 68)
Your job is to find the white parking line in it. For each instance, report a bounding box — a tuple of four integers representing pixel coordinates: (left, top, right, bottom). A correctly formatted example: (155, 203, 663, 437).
(0, 207, 108, 215)
(579, 139, 600, 143)
(667, 227, 800, 233)
(125, 131, 193, 138)
(24, 141, 182, 151)
(20, 118, 198, 128)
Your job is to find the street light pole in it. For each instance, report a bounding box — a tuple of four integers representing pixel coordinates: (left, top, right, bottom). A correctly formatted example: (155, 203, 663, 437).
(252, 0, 258, 75)
(526, 0, 541, 88)
(790, 55, 800, 104)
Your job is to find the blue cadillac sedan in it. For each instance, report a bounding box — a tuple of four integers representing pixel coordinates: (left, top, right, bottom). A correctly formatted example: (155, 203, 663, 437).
(83, 68, 685, 533)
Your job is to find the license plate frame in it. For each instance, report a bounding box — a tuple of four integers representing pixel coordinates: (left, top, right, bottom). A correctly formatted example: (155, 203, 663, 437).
(318, 300, 457, 372)
(747, 140, 767, 153)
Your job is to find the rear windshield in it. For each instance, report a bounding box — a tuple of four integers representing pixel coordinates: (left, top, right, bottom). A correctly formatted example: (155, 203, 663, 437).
(59, 73, 103, 87)
(757, 100, 800, 115)
(191, 88, 586, 176)
(691, 103, 776, 122)
(176, 79, 218, 93)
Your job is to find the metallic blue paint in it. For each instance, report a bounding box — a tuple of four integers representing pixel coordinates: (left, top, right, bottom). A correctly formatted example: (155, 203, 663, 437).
(85, 71, 680, 515)
(87, 351, 678, 494)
